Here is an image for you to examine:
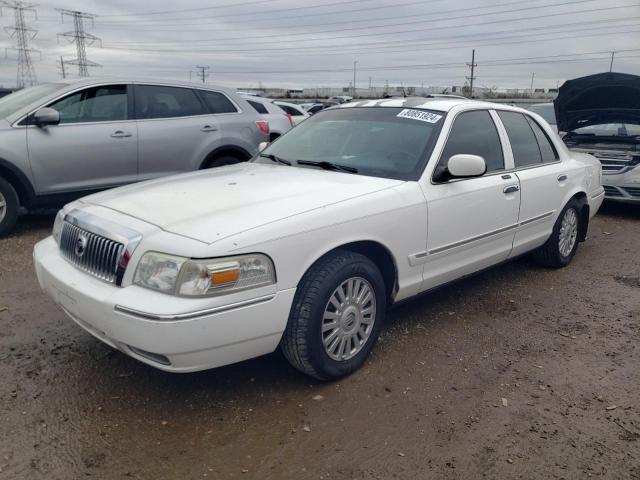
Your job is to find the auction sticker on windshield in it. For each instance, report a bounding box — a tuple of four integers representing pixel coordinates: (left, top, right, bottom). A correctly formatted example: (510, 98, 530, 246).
(397, 109, 442, 123)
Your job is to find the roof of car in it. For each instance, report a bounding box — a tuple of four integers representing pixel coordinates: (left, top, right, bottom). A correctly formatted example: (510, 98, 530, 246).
(335, 96, 499, 113)
(51, 76, 236, 92)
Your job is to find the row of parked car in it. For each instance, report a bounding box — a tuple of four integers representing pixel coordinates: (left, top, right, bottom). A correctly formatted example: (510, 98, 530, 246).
(0, 73, 638, 238)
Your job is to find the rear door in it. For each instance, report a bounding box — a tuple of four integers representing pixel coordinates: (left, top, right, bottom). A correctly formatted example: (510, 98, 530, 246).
(27, 83, 138, 194)
(495, 111, 568, 256)
(422, 109, 521, 290)
(134, 84, 221, 180)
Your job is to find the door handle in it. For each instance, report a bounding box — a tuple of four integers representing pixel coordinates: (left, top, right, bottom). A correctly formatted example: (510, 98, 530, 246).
(501, 174, 512, 180)
(201, 125, 218, 132)
(503, 185, 520, 194)
(557, 174, 568, 182)
(110, 130, 132, 138)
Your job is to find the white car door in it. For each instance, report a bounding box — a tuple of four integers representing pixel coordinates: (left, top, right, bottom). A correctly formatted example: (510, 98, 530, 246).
(494, 111, 570, 257)
(421, 109, 521, 291)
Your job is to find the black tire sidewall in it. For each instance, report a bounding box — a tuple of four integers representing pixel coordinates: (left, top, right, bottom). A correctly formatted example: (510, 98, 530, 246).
(302, 256, 386, 379)
(553, 200, 581, 266)
(0, 177, 19, 236)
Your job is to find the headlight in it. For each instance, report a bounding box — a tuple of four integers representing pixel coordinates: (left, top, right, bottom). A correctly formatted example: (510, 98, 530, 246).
(52, 210, 65, 245)
(133, 252, 275, 297)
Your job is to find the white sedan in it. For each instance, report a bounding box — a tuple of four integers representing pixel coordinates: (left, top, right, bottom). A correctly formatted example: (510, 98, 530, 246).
(33, 98, 604, 380)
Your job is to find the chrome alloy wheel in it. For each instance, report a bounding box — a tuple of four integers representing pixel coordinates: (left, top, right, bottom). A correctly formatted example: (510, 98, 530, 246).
(558, 208, 578, 257)
(322, 277, 377, 361)
(0, 191, 6, 223)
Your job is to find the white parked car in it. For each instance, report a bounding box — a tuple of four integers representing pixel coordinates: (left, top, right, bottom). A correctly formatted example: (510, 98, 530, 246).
(239, 95, 293, 141)
(273, 101, 309, 125)
(34, 98, 604, 380)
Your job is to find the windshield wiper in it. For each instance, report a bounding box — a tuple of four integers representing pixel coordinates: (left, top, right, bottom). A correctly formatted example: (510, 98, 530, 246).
(259, 153, 291, 166)
(297, 160, 358, 173)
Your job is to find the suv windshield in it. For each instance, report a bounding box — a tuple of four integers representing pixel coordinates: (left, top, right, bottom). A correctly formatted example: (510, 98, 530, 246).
(257, 107, 444, 180)
(0, 83, 65, 119)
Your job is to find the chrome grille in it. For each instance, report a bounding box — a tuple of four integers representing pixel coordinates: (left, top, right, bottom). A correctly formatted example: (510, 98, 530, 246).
(623, 186, 640, 197)
(60, 221, 124, 284)
(603, 185, 623, 197)
(570, 148, 639, 174)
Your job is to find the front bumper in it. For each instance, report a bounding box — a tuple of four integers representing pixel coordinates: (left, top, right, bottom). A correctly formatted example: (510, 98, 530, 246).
(602, 166, 640, 204)
(33, 237, 296, 372)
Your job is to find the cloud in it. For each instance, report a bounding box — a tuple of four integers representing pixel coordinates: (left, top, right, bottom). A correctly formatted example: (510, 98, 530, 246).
(0, 0, 638, 89)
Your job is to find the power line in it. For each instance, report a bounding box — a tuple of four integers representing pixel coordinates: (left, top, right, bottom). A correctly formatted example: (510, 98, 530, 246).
(190, 65, 210, 84)
(98, 0, 276, 18)
(105, 0, 598, 44)
(102, 6, 640, 55)
(57, 9, 101, 77)
(1, 1, 39, 88)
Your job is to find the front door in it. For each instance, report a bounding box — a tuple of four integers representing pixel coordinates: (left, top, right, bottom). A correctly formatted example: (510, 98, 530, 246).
(27, 84, 138, 195)
(422, 110, 521, 291)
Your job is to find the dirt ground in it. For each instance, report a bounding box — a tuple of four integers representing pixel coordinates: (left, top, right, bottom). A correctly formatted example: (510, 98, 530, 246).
(0, 202, 639, 480)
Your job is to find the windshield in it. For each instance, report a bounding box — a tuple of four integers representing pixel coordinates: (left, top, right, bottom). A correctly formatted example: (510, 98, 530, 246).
(528, 104, 556, 124)
(571, 123, 640, 137)
(0, 83, 65, 119)
(257, 107, 444, 180)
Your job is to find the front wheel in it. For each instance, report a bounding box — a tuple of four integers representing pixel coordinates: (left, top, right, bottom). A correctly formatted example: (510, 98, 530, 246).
(281, 250, 386, 380)
(533, 199, 582, 268)
(0, 177, 19, 237)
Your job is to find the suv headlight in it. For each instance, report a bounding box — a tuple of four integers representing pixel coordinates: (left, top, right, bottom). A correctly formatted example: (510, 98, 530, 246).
(133, 252, 276, 297)
(52, 210, 65, 245)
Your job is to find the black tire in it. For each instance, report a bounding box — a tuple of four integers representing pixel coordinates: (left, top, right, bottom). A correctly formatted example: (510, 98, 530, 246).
(281, 250, 387, 380)
(533, 198, 582, 268)
(204, 154, 242, 169)
(0, 177, 19, 237)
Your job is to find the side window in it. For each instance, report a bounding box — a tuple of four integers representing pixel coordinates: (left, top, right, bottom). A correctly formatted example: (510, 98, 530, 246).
(498, 111, 542, 167)
(279, 105, 301, 116)
(199, 90, 238, 114)
(135, 85, 204, 119)
(526, 116, 559, 162)
(437, 110, 504, 178)
(48, 85, 127, 124)
(247, 100, 269, 114)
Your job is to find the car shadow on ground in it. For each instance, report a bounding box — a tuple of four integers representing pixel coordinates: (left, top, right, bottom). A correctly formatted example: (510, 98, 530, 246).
(597, 201, 640, 220)
(11, 211, 56, 236)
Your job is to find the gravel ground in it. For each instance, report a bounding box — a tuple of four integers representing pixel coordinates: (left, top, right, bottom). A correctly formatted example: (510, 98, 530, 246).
(0, 202, 639, 480)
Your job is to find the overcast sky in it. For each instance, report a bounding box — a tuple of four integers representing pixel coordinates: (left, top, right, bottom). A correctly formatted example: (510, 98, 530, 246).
(1, 0, 639, 90)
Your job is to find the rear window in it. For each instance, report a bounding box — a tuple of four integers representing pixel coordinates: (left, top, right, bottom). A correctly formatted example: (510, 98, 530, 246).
(199, 90, 237, 114)
(247, 100, 268, 114)
(258, 107, 444, 180)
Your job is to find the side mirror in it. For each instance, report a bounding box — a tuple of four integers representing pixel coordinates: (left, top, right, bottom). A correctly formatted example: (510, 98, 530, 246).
(32, 107, 60, 127)
(447, 154, 487, 178)
(258, 141, 269, 152)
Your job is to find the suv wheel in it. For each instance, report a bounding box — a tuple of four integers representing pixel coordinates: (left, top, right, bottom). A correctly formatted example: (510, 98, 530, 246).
(533, 199, 582, 268)
(281, 250, 386, 380)
(205, 154, 242, 169)
(0, 177, 19, 237)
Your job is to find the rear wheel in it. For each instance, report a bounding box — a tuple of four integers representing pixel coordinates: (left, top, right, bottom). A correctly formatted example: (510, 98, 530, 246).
(281, 250, 386, 380)
(0, 177, 19, 237)
(533, 199, 581, 268)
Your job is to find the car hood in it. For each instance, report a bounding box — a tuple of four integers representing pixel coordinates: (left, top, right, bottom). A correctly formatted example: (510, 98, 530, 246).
(554, 72, 640, 133)
(81, 162, 404, 244)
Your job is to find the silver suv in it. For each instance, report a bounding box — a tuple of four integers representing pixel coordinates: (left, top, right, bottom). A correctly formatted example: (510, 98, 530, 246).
(0, 78, 269, 235)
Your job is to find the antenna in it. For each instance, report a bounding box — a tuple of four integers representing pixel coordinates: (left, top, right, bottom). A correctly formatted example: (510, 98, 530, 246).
(1, 1, 40, 88)
(57, 9, 101, 77)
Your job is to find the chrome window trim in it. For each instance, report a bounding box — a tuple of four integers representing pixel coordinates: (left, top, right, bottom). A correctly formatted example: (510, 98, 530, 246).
(429, 108, 508, 185)
(114, 294, 276, 321)
(12, 82, 130, 128)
